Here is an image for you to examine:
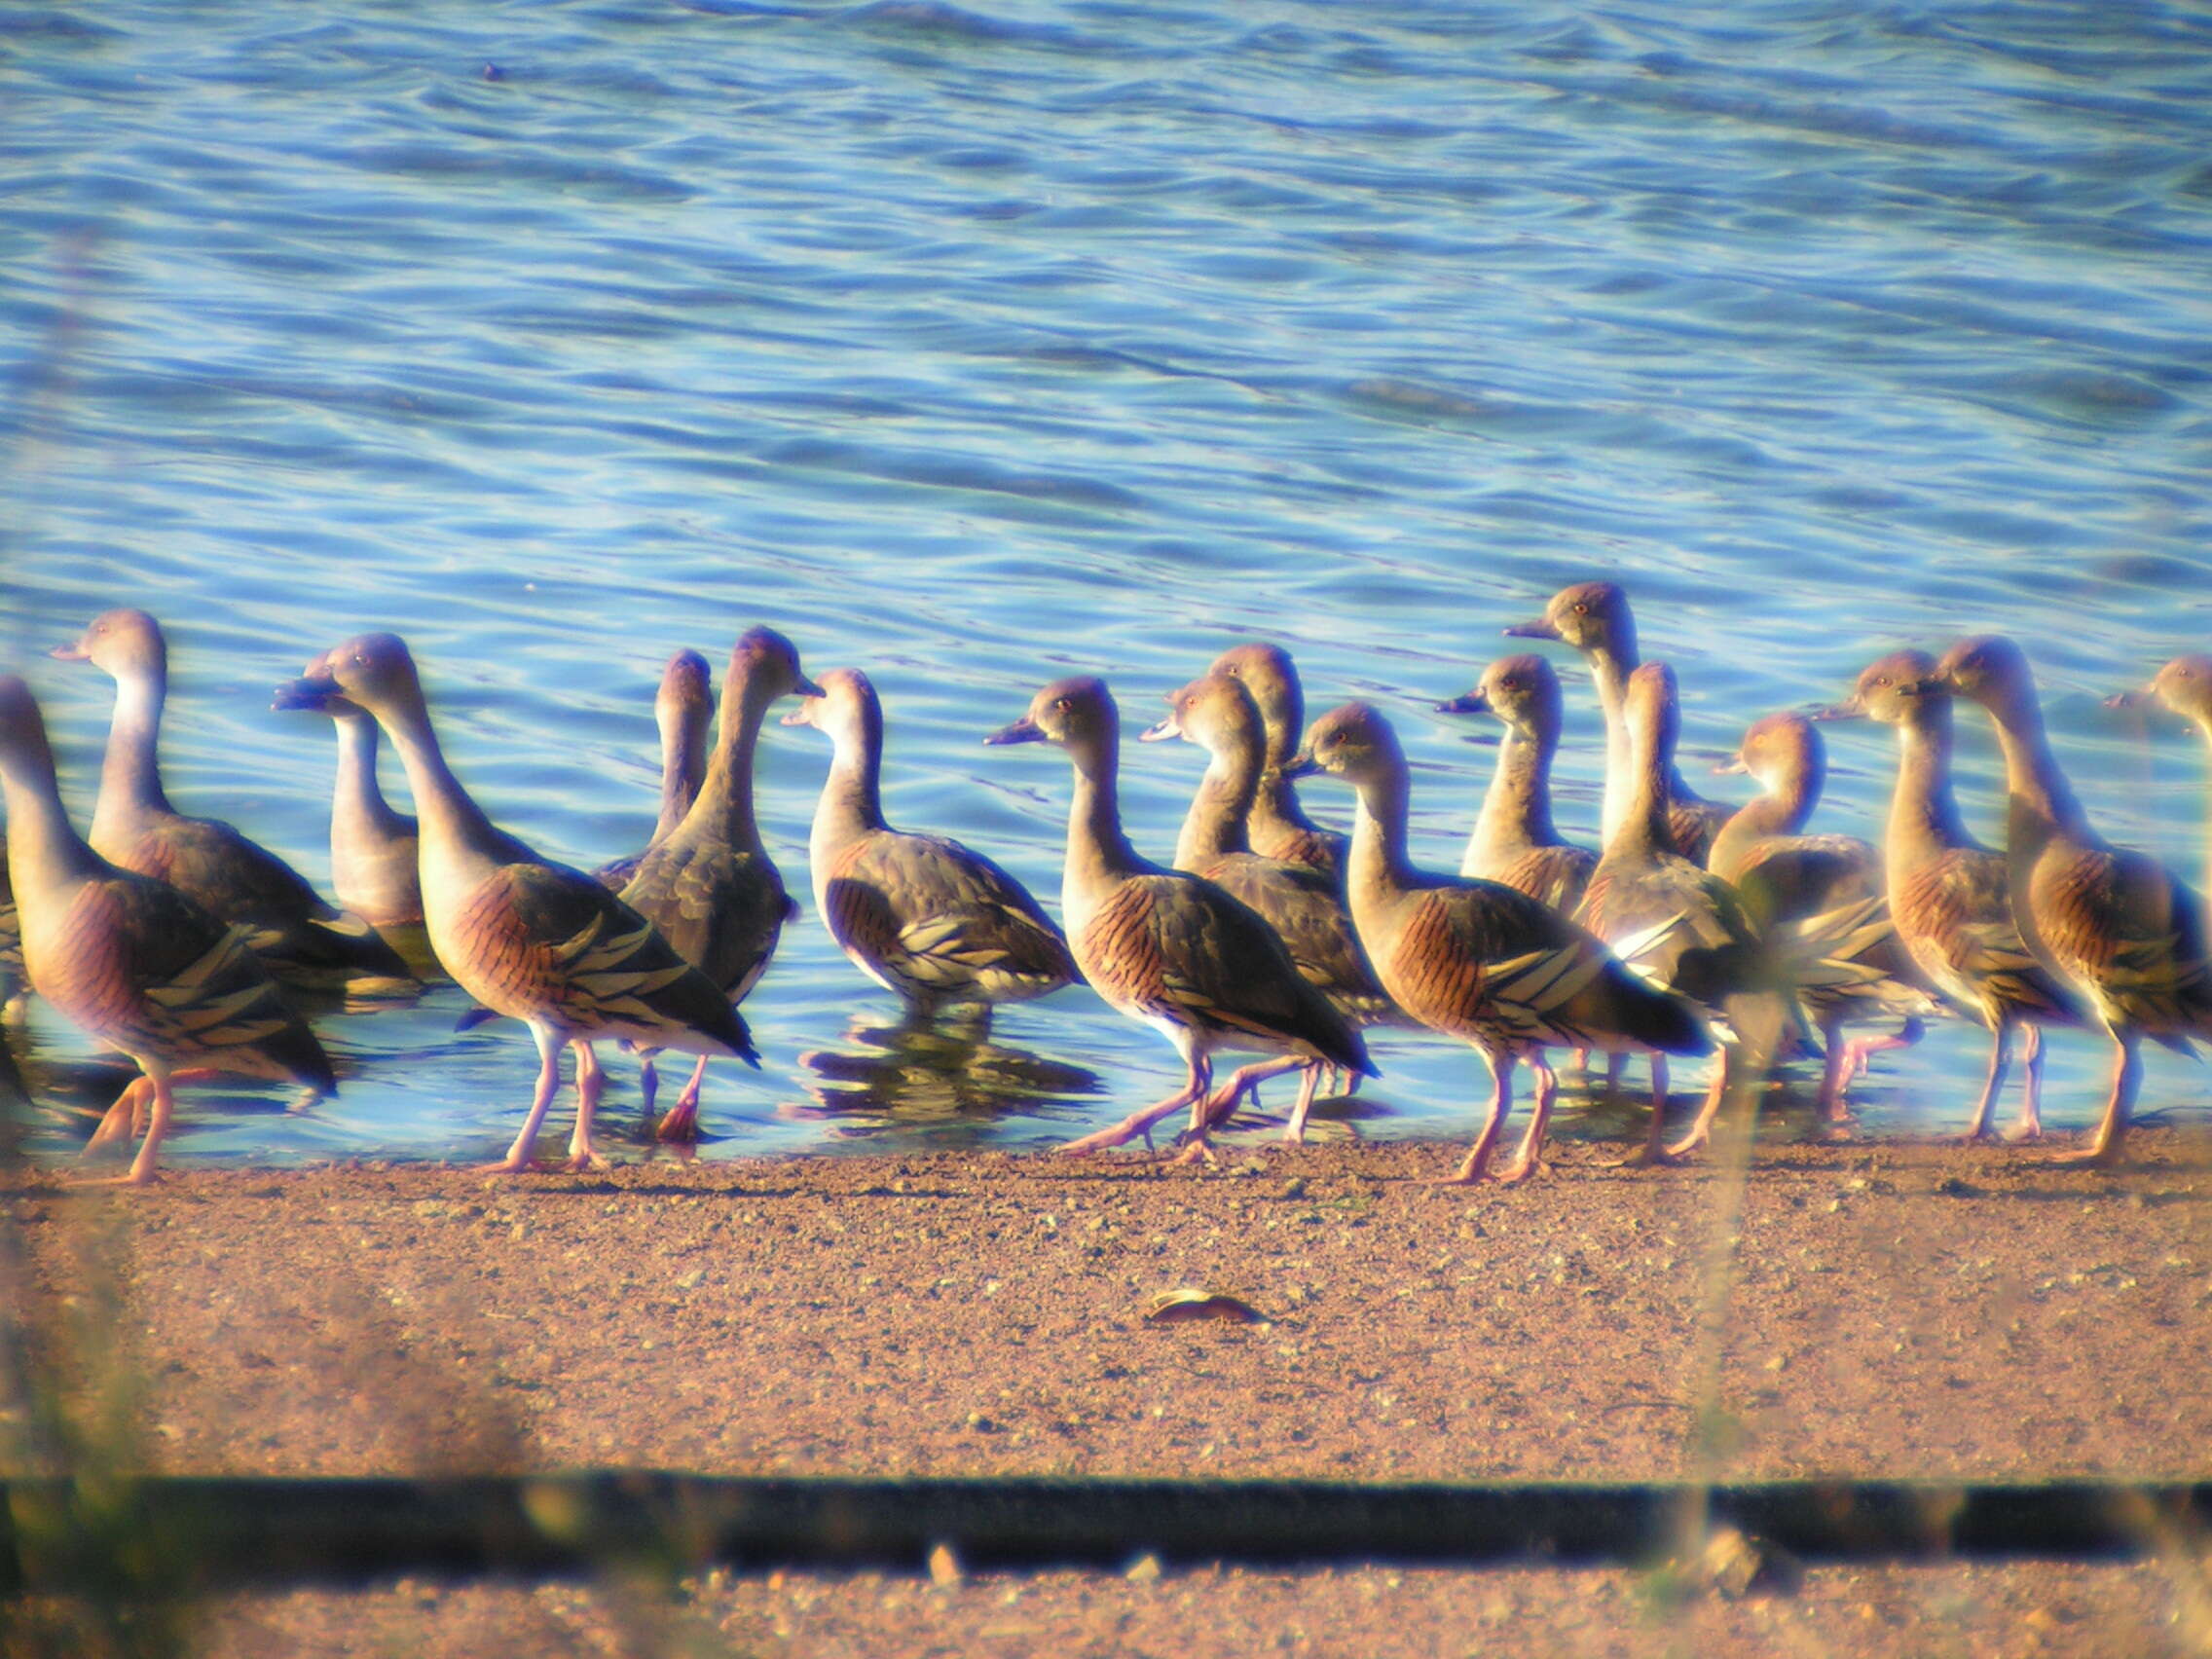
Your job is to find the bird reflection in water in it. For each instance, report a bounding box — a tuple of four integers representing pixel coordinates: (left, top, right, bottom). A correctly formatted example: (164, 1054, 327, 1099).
(785, 1013, 1103, 1142)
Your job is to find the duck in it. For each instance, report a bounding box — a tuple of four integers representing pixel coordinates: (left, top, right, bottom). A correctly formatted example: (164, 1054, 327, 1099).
(1503, 581, 1732, 862)
(1434, 653, 1598, 911)
(1707, 711, 1932, 1130)
(0, 674, 335, 1185)
(1286, 700, 1710, 1183)
(595, 648, 714, 891)
(784, 666, 1078, 1027)
(985, 676, 1372, 1161)
(276, 634, 756, 1172)
(54, 608, 416, 997)
(1816, 651, 2081, 1140)
(1571, 664, 1790, 1163)
(1144, 671, 1395, 1140)
(2113, 653, 2212, 904)
(1207, 643, 1348, 877)
(612, 627, 812, 1140)
(0, 844, 22, 1013)
(278, 647, 423, 938)
(1939, 636, 2212, 1164)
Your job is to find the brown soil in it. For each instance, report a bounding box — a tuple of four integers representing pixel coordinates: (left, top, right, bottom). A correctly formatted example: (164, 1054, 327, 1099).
(11, 1560, 2187, 1659)
(6, 1128, 2208, 1485)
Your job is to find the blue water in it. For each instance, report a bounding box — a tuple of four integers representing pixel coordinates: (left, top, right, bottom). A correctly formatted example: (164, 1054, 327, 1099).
(5, 0, 2211, 1168)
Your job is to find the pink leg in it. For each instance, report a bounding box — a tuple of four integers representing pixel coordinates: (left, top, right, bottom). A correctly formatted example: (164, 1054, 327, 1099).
(85, 1076, 154, 1153)
(1606, 1052, 1677, 1167)
(479, 1024, 564, 1174)
(656, 1054, 712, 1142)
(1663, 1052, 1732, 1160)
(1492, 1056, 1559, 1185)
(1199, 1054, 1309, 1131)
(1813, 1019, 1856, 1133)
(1414, 1050, 1511, 1186)
(2007, 1023, 2047, 1143)
(76, 1066, 175, 1187)
(1060, 1054, 1212, 1157)
(1961, 1018, 2014, 1143)
(1835, 1016, 1923, 1096)
(1283, 1063, 1324, 1146)
(567, 1039, 610, 1171)
(2049, 1031, 2136, 1167)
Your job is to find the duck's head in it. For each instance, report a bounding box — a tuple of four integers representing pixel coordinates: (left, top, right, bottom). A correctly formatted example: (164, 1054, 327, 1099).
(781, 665, 880, 749)
(986, 675, 1117, 752)
(1817, 648, 1944, 728)
(1283, 700, 1404, 790)
(2127, 654, 2212, 726)
(1437, 652, 1561, 744)
(275, 632, 423, 720)
(1936, 635, 2037, 719)
(657, 647, 714, 727)
(1142, 672, 1263, 756)
(728, 626, 823, 703)
(1504, 580, 1632, 655)
(52, 608, 165, 681)
(1206, 643, 1305, 761)
(1722, 710, 1823, 803)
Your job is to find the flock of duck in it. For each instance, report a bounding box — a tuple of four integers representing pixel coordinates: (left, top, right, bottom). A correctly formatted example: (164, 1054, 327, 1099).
(1, 584, 2208, 1188)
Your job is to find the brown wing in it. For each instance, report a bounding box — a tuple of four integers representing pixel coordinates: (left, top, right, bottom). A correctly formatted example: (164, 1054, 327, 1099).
(1894, 848, 2078, 1026)
(2032, 845, 2212, 1038)
(1492, 843, 1598, 914)
(1668, 796, 1732, 866)
(827, 830, 1077, 1006)
(123, 815, 414, 987)
(620, 838, 792, 1004)
(1198, 853, 1392, 1025)
(37, 875, 332, 1089)
(452, 863, 756, 1058)
(1575, 852, 1760, 1011)
(1386, 880, 1707, 1057)
(1076, 874, 1368, 1073)
(1249, 821, 1346, 880)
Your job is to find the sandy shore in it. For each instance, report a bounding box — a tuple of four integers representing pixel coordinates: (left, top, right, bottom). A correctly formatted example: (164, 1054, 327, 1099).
(6, 1128, 2208, 1486)
(10, 1559, 2163, 1659)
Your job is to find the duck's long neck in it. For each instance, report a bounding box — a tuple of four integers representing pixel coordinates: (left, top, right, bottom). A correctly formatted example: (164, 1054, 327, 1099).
(92, 664, 173, 844)
(1347, 762, 1419, 919)
(687, 675, 775, 853)
(0, 736, 107, 903)
(811, 713, 886, 866)
(1471, 722, 1560, 867)
(1707, 766, 1809, 883)
(1064, 731, 1144, 903)
(1587, 645, 1637, 844)
(373, 698, 511, 878)
(1884, 705, 1977, 880)
(1608, 723, 1676, 862)
(655, 706, 706, 845)
(1982, 693, 2095, 848)
(333, 713, 405, 836)
(1174, 737, 1259, 871)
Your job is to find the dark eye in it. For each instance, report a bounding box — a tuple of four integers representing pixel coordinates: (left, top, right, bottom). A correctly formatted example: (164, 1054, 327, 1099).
(1053, 697, 1070, 712)
(1572, 603, 1588, 615)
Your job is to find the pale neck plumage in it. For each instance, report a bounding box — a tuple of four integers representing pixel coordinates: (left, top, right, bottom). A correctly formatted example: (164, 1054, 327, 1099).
(810, 713, 886, 866)
(1979, 691, 2095, 848)
(0, 737, 107, 903)
(1063, 730, 1145, 908)
(1883, 704, 1977, 886)
(653, 704, 705, 845)
(685, 671, 779, 853)
(1707, 764, 1807, 882)
(92, 663, 173, 844)
(1174, 734, 1259, 871)
(1586, 645, 1637, 845)
(371, 697, 515, 886)
(1469, 723, 1560, 869)
(1346, 763, 1419, 921)
(333, 713, 409, 839)
(1608, 726, 1675, 862)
